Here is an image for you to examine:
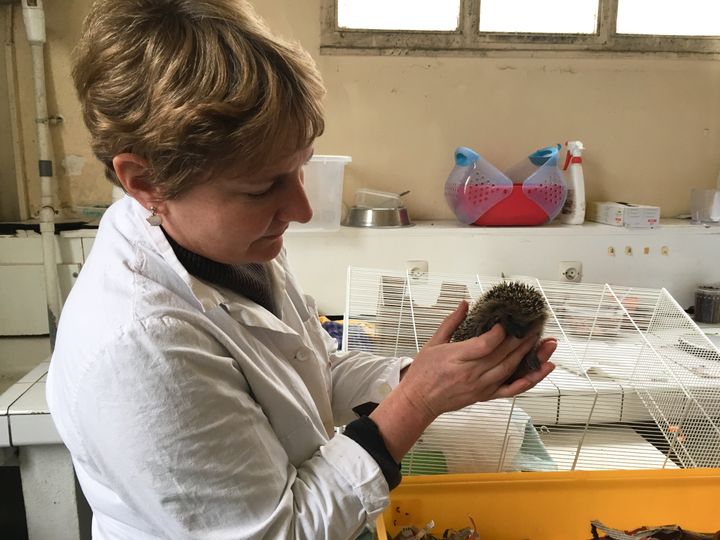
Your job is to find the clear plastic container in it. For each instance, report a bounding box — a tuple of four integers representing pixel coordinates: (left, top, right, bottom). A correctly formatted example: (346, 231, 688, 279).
(690, 189, 720, 224)
(353, 188, 406, 209)
(288, 155, 351, 232)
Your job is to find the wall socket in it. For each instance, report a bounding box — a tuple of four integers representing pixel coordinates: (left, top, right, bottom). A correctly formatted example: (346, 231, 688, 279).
(559, 261, 583, 282)
(406, 260, 428, 279)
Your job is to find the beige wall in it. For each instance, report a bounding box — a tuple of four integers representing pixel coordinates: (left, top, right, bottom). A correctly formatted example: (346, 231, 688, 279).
(2, 1, 719, 220)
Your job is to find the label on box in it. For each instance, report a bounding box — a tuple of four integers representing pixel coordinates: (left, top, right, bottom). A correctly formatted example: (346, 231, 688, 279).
(587, 202, 660, 228)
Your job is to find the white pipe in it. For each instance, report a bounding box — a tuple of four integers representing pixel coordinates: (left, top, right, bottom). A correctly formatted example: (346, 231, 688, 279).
(29, 43, 54, 209)
(22, 0, 62, 347)
(5, 4, 30, 220)
(21, 0, 45, 44)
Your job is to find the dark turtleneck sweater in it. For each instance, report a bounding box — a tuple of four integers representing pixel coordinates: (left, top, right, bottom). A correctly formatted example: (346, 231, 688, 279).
(163, 229, 276, 316)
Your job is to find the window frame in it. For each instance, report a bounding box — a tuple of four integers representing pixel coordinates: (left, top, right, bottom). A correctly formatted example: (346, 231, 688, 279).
(320, 0, 720, 57)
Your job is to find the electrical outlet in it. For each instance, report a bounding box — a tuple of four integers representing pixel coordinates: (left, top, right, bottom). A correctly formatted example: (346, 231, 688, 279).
(406, 260, 428, 279)
(559, 261, 582, 282)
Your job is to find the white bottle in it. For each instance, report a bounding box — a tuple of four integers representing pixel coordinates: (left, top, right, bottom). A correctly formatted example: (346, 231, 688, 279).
(560, 140, 586, 224)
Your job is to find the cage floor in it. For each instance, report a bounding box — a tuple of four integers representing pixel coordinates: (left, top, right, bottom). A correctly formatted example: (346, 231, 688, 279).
(539, 425, 678, 471)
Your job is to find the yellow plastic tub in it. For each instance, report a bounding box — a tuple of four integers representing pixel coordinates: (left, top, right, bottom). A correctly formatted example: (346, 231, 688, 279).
(377, 469, 720, 539)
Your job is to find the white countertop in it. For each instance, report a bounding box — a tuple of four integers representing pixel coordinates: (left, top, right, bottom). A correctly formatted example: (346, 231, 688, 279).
(0, 361, 60, 446)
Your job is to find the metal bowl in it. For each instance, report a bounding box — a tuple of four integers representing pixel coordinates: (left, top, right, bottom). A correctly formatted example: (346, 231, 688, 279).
(342, 206, 413, 228)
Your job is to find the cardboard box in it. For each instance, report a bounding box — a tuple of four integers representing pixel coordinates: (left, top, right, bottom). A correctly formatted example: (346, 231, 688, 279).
(588, 201, 660, 228)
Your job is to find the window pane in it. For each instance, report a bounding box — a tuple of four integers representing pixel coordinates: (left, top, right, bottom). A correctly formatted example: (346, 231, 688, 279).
(617, 0, 720, 36)
(338, 0, 460, 31)
(479, 0, 599, 34)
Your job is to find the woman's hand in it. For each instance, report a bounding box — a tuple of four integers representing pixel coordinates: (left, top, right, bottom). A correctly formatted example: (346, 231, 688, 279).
(369, 301, 556, 462)
(401, 300, 556, 417)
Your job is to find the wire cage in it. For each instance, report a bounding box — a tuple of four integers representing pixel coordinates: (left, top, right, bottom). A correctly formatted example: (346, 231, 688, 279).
(343, 267, 720, 476)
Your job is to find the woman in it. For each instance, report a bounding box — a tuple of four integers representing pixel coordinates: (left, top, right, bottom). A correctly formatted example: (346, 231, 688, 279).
(47, 0, 557, 538)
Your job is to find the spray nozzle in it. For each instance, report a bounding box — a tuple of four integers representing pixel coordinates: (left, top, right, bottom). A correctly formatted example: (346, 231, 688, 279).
(562, 141, 585, 171)
(565, 140, 585, 155)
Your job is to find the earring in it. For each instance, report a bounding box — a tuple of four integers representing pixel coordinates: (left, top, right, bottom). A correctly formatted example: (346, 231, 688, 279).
(146, 206, 162, 226)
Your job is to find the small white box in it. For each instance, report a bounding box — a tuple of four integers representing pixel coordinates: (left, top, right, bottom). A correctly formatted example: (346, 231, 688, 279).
(289, 155, 351, 232)
(587, 201, 660, 229)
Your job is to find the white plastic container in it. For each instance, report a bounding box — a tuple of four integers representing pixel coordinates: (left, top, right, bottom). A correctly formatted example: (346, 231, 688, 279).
(559, 140, 586, 224)
(288, 155, 351, 232)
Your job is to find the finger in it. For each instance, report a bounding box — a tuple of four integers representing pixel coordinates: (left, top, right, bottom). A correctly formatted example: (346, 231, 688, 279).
(425, 300, 469, 346)
(485, 333, 555, 370)
(535, 338, 558, 364)
(452, 323, 508, 362)
(494, 361, 556, 398)
(478, 333, 540, 382)
(491, 329, 535, 361)
(494, 338, 558, 397)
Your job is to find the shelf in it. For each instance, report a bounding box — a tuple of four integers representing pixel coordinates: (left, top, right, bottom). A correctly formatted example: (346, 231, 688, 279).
(287, 218, 720, 238)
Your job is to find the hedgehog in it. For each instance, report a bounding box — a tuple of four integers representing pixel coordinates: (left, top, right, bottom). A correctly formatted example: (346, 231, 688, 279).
(451, 281, 549, 383)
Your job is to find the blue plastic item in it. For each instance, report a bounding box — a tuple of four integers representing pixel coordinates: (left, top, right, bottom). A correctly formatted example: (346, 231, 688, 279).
(528, 144, 561, 167)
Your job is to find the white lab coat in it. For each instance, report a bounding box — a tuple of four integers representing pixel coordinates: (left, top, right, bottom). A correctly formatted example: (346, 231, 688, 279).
(47, 196, 410, 540)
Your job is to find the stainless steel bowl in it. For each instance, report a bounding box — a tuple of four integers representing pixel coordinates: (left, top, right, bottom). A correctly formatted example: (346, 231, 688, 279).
(342, 206, 413, 228)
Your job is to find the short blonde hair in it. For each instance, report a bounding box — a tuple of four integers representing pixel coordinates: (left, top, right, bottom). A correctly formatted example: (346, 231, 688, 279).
(73, 0, 326, 198)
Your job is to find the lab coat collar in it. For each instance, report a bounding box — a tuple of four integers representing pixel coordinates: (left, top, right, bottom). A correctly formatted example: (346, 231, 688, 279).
(125, 197, 297, 335)
(218, 261, 306, 336)
(126, 198, 227, 312)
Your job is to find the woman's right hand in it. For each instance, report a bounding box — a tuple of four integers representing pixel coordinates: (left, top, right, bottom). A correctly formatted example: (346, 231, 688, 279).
(400, 300, 556, 417)
(369, 301, 556, 462)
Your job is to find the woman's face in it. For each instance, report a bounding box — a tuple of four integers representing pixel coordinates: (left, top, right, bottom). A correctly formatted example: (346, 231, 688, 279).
(159, 146, 314, 265)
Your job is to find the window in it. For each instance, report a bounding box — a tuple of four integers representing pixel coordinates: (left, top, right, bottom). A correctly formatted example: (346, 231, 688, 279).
(616, 0, 720, 36)
(338, 0, 460, 31)
(478, 0, 599, 34)
(320, 0, 720, 56)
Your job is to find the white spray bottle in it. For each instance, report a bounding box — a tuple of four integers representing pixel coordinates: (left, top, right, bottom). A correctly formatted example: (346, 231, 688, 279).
(560, 140, 586, 224)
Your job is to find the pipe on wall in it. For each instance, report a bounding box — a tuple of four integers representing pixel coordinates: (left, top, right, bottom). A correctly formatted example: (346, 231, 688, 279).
(22, 0, 62, 346)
